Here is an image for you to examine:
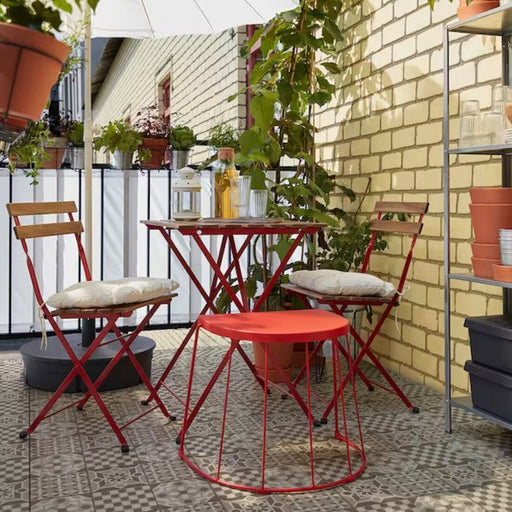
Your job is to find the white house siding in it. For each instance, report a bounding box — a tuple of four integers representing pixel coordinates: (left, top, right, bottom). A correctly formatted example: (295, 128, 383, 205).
(92, 29, 248, 163)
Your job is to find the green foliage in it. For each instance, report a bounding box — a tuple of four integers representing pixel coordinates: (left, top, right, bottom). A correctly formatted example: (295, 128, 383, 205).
(316, 223, 388, 272)
(8, 121, 53, 184)
(169, 125, 196, 150)
(66, 120, 83, 147)
(0, 0, 99, 34)
(234, 0, 349, 225)
(94, 120, 142, 153)
(209, 123, 239, 149)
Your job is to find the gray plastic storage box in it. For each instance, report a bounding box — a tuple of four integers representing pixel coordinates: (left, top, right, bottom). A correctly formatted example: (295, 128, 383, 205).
(465, 360, 512, 422)
(464, 315, 512, 373)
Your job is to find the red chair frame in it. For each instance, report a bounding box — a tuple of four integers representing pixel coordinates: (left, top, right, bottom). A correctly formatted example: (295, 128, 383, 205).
(7, 201, 177, 452)
(283, 201, 428, 422)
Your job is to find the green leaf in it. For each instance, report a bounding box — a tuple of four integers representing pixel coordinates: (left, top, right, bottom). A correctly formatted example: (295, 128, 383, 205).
(311, 210, 338, 227)
(250, 95, 275, 133)
(245, 277, 257, 299)
(250, 169, 267, 190)
(321, 62, 341, 74)
(308, 91, 331, 106)
(271, 238, 294, 261)
(52, 0, 72, 13)
(277, 80, 293, 108)
(239, 129, 263, 154)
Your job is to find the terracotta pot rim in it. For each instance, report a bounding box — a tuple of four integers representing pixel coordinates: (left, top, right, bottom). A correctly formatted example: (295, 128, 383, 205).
(472, 257, 501, 262)
(0, 22, 69, 61)
(470, 203, 512, 208)
(472, 242, 500, 247)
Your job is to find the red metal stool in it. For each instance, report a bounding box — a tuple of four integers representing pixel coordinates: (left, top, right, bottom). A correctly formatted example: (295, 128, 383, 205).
(178, 309, 366, 493)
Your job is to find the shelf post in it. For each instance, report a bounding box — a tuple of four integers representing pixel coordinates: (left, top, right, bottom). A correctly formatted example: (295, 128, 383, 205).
(443, 24, 452, 434)
(502, 34, 512, 316)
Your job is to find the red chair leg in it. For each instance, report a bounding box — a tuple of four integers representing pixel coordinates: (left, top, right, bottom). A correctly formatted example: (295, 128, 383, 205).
(22, 319, 119, 437)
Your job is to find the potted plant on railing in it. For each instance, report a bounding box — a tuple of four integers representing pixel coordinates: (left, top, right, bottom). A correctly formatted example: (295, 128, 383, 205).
(133, 106, 168, 170)
(0, 0, 96, 142)
(168, 125, 196, 169)
(94, 120, 142, 169)
(62, 120, 84, 169)
(7, 120, 52, 184)
(209, 122, 239, 151)
(40, 105, 69, 169)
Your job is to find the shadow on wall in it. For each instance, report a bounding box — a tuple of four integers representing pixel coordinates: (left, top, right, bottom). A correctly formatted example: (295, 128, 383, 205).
(329, 2, 457, 215)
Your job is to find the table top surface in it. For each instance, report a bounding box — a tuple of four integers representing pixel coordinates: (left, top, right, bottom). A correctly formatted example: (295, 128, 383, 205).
(141, 218, 326, 232)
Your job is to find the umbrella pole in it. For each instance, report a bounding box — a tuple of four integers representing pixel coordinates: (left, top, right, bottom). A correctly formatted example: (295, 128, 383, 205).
(83, 5, 94, 347)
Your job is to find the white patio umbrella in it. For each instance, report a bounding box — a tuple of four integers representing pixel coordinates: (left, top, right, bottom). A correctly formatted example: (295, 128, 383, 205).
(78, 0, 300, 266)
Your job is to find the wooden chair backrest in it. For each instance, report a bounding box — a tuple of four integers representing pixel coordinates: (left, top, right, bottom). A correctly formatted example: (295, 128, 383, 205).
(6, 201, 83, 240)
(361, 201, 429, 292)
(6, 201, 90, 306)
(369, 202, 428, 236)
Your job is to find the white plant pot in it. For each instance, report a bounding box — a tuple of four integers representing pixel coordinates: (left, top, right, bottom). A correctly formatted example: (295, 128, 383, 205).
(169, 149, 190, 170)
(113, 150, 133, 169)
(62, 146, 84, 169)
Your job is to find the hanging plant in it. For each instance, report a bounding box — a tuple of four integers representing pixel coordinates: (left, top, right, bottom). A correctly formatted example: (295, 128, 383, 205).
(0, 0, 98, 142)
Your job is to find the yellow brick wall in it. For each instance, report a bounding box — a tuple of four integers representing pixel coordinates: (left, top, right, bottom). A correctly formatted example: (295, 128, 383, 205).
(93, 30, 247, 163)
(316, 0, 505, 394)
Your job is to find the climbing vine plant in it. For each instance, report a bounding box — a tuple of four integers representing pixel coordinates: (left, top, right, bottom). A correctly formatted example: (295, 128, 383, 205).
(219, 0, 449, 311)
(236, 0, 350, 229)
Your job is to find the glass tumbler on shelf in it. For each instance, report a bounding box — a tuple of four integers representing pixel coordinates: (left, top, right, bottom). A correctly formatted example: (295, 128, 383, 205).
(492, 84, 512, 114)
(249, 189, 268, 218)
(229, 175, 251, 218)
(492, 84, 512, 137)
(459, 100, 482, 147)
(482, 111, 506, 145)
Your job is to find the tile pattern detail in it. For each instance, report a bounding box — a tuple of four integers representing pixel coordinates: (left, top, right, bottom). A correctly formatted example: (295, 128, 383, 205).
(0, 329, 511, 512)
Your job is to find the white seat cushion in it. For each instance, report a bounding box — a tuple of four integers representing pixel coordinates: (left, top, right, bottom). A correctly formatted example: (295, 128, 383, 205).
(289, 269, 395, 297)
(46, 277, 179, 309)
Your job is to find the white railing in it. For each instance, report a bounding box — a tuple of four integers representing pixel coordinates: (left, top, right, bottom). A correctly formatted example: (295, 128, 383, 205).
(0, 168, 216, 335)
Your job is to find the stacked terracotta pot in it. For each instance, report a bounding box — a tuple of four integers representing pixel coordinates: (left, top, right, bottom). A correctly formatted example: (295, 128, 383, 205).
(470, 188, 512, 278)
(457, 0, 499, 21)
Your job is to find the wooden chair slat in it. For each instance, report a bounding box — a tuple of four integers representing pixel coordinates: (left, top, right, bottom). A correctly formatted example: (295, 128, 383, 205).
(370, 219, 422, 235)
(14, 221, 84, 240)
(6, 201, 77, 216)
(375, 201, 429, 214)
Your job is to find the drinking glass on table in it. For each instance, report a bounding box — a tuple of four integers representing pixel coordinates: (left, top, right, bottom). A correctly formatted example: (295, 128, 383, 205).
(249, 189, 268, 218)
(229, 175, 251, 218)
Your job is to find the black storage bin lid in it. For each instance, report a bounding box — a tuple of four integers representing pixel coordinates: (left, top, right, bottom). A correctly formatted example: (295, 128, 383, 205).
(464, 315, 512, 341)
(465, 360, 512, 389)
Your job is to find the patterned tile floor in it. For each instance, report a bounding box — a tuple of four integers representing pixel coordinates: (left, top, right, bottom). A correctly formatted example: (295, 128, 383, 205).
(2, 328, 512, 511)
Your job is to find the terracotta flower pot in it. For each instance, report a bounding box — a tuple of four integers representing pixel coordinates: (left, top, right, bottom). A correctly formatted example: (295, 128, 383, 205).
(42, 136, 67, 169)
(457, 0, 500, 21)
(139, 137, 168, 169)
(493, 264, 512, 282)
(470, 203, 512, 243)
(472, 257, 501, 278)
(470, 187, 512, 204)
(471, 242, 501, 259)
(0, 23, 69, 135)
(253, 342, 294, 384)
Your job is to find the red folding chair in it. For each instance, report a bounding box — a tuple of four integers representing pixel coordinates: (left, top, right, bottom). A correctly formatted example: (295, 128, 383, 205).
(282, 201, 428, 423)
(7, 201, 178, 452)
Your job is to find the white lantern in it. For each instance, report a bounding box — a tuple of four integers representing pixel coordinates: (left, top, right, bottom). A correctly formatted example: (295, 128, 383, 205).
(171, 167, 202, 220)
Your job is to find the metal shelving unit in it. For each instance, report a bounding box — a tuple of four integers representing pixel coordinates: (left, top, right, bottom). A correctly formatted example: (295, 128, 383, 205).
(444, 5, 512, 434)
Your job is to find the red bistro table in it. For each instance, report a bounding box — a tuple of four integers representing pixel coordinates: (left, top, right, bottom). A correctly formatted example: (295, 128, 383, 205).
(140, 218, 325, 405)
